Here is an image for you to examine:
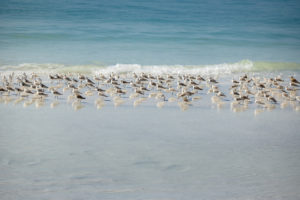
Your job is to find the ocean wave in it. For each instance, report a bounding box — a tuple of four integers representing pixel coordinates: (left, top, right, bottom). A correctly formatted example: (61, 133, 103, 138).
(94, 60, 254, 75)
(0, 60, 299, 75)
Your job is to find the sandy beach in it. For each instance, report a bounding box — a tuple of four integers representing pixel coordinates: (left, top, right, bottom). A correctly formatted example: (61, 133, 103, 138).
(0, 70, 300, 200)
(1, 0, 300, 199)
(1, 101, 300, 199)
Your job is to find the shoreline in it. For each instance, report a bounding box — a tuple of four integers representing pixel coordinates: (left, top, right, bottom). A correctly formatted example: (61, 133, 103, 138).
(1, 70, 300, 200)
(1, 99, 300, 200)
(0, 71, 299, 112)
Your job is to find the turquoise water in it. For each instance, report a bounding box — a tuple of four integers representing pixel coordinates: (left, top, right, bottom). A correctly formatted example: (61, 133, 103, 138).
(1, 2, 300, 199)
(1, 0, 300, 66)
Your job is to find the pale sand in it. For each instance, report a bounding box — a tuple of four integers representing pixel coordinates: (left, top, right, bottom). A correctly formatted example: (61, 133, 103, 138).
(0, 102, 300, 199)
(0, 71, 300, 199)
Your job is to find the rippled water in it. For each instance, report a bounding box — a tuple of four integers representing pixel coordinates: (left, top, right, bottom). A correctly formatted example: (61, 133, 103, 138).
(1, 1, 300, 199)
(1, 0, 300, 65)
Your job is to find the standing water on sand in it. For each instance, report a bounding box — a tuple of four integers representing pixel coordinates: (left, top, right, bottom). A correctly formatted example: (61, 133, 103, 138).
(1, 0, 300, 200)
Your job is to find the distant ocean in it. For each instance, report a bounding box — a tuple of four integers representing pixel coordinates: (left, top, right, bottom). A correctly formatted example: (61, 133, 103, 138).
(1, 0, 300, 73)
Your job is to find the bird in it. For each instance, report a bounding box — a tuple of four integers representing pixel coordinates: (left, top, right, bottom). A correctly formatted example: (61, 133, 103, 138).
(208, 77, 218, 84)
(51, 89, 63, 99)
(290, 76, 300, 84)
(268, 96, 277, 104)
(75, 94, 86, 101)
(98, 92, 108, 97)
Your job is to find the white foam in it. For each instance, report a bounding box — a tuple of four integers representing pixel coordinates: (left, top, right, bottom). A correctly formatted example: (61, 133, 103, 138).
(94, 60, 254, 75)
(0, 60, 254, 75)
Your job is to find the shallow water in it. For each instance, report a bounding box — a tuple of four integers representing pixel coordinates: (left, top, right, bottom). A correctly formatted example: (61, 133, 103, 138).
(0, 104, 300, 200)
(1, 0, 300, 198)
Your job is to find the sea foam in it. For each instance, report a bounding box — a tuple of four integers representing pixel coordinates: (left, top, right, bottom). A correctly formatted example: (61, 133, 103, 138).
(0, 60, 299, 76)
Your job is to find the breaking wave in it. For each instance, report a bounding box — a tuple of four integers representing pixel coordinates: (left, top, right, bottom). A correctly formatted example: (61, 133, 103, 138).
(0, 60, 299, 75)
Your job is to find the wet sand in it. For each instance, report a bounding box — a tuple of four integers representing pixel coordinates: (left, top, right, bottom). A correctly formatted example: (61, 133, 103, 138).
(0, 71, 300, 199)
(1, 103, 300, 199)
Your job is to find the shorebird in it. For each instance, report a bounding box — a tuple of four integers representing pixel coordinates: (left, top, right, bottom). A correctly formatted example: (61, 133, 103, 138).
(86, 77, 95, 84)
(232, 79, 239, 84)
(177, 82, 187, 87)
(148, 81, 157, 87)
(63, 75, 72, 82)
(0, 69, 296, 113)
(75, 94, 86, 101)
(93, 75, 102, 84)
(36, 91, 48, 99)
(135, 89, 144, 95)
(51, 89, 63, 99)
(15, 87, 23, 94)
(268, 96, 277, 104)
(24, 88, 34, 94)
(275, 76, 284, 82)
(190, 80, 199, 86)
(98, 92, 108, 97)
(121, 80, 130, 84)
(155, 93, 166, 101)
(197, 75, 205, 81)
(208, 77, 218, 84)
(193, 85, 203, 91)
(115, 89, 126, 95)
(95, 87, 106, 92)
(183, 96, 190, 103)
(178, 91, 195, 98)
(0, 86, 7, 93)
(68, 83, 77, 90)
(21, 82, 31, 87)
(6, 86, 15, 93)
(49, 74, 56, 81)
(290, 76, 300, 84)
(217, 91, 226, 97)
(72, 77, 79, 83)
(78, 74, 85, 82)
(157, 84, 167, 90)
